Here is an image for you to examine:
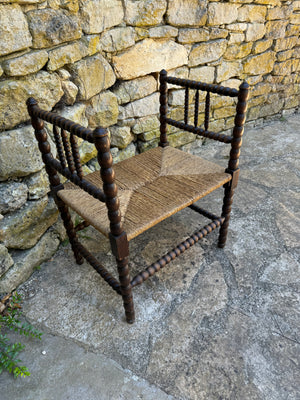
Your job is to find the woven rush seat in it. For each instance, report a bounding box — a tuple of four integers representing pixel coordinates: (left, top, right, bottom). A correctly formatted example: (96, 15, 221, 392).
(57, 146, 232, 241)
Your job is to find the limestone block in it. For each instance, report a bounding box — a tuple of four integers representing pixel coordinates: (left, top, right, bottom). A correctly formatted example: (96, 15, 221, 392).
(0, 5, 32, 56)
(168, 131, 195, 148)
(0, 126, 44, 181)
(69, 54, 116, 100)
(0, 196, 58, 249)
(2, 51, 48, 77)
(0, 244, 13, 278)
(112, 39, 188, 80)
(208, 3, 238, 26)
(265, 20, 288, 39)
(251, 82, 271, 97)
(245, 23, 266, 42)
(253, 0, 280, 5)
(178, 28, 209, 44)
(47, 36, 101, 71)
(277, 50, 294, 62)
(228, 33, 245, 45)
(267, 5, 292, 20)
(238, 5, 267, 22)
(79, 0, 123, 34)
(0, 182, 28, 215)
(110, 126, 133, 149)
(119, 92, 160, 119)
(290, 13, 300, 25)
(189, 66, 215, 83)
(167, 0, 207, 27)
(113, 143, 136, 163)
(112, 76, 157, 105)
(60, 103, 87, 127)
(27, 8, 81, 48)
(189, 40, 227, 67)
(149, 26, 178, 38)
(0, 231, 60, 294)
(0, 66, 3, 77)
(252, 39, 273, 54)
(243, 51, 276, 75)
(273, 60, 299, 76)
(286, 24, 300, 37)
(214, 106, 236, 119)
(86, 91, 119, 128)
(209, 28, 228, 40)
(132, 116, 160, 134)
(226, 23, 247, 32)
(79, 141, 97, 164)
(0, 71, 63, 130)
(57, 68, 71, 80)
(216, 62, 242, 83)
(274, 36, 299, 52)
(224, 42, 252, 60)
(61, 80, 78, 105)
(247, 93, 284, 120)
(100, 28, 135, 53)
(137, 128, 160, 142)
(124, 0, 166, 26)
(24, 169, 50, 200)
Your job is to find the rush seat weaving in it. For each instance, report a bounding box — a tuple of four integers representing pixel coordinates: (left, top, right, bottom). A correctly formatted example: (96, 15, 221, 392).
(27, 69, 249, 324)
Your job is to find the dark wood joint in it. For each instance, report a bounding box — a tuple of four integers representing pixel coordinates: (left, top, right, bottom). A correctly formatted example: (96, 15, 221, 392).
(109, 232, 129, 259)
(50, 183, 65, 195)
(226, 168, 240, 189)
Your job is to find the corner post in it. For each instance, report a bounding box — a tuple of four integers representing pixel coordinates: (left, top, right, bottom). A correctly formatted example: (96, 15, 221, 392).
(159, 69, 169, 147)
(26, 98, 84, 264)
(93, 128, 135, 324)
(218, 82, 249, 248)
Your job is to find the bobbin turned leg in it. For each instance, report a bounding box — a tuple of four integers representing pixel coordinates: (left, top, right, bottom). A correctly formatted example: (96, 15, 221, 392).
(27, 98, 84, 265)
(94, 127, 135, 323)
(55, 197, 84, 265)
(218, 182, 235, 248)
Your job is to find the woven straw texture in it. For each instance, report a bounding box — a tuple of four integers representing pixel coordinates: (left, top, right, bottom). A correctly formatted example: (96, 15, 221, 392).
(57, 146, 231, 240)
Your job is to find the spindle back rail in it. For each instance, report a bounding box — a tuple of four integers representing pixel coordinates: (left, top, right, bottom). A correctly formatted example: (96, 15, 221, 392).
(27, 69, 249, 324)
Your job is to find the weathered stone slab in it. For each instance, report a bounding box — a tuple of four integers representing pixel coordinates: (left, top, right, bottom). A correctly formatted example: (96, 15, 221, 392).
(69, 54, 116, 100)
(0, 196, 58, 249)
(2, 51, 48, 77)
(238, 4, 267, 22)
(47, 36, 101, 71)
(112, 39, 188, 80)
(208, 2, 238, 25)
(189, 40, 227, 67)
(0, 182, 28, 214)
(24, 169, 50, 200)
(0, 71, 63, 131)
(27, 8, 81, 48)
(110, 126, 134, 149)
(112, 76, 157, 105)
(243, 51, 276, 75)
(61, 80, 78, 105)
(224, 42, 252, 60)
(0, 244, 14, 278)
(252, 39, 273, 54)
(149, 26, 178, 38)
(178, 28, 209, 44)
(265, 20, 288, 39)
(124, 0, 166, 26)
(216, 61, 242, 83)
(189, 66, 215, 82)
(100, 27, 136, 52)
(132, 116, 160, 135)
(79, 0, 123, 34)
(119, 92, 159, 119)
(0, 231, 60, 293)
(86, 91, 119, 128)
(0, 4, 32, 56)
(168, 130, 196, 148)
(0, 126, 44, 181)
(246, 23, 266, 41)
(167, 0, 207, 27)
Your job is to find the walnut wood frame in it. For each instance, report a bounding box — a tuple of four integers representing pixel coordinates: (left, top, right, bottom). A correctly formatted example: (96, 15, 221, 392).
(26, 70, 248, 324)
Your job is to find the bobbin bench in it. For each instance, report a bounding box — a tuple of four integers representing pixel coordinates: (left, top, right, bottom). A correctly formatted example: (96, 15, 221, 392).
(27, 70, 249, 324)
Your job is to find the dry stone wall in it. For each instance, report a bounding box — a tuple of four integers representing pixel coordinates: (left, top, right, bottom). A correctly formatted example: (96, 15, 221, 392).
(0, 0, 299, 292)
